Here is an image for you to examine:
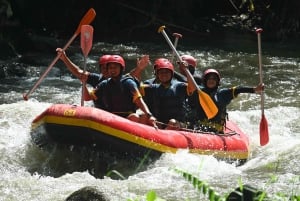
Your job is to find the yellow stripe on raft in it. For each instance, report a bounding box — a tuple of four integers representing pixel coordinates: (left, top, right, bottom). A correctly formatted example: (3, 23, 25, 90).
(189, 149, 249, 160)
(32, 115, 249, 160)
(32, 115, 178, 153)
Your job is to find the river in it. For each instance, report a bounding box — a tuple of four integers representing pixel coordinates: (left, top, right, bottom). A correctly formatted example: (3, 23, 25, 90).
(0, 39, 299, 200)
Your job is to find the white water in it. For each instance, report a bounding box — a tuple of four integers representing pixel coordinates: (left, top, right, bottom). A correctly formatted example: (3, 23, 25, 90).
(0, 100, 299, 200)
(0, 43, 299, 200)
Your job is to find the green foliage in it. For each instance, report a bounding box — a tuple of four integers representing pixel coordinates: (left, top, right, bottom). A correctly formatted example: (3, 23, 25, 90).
(105, 169, 126, 180)
(125, 167, 299, 201)
(175, 168, 224, 201)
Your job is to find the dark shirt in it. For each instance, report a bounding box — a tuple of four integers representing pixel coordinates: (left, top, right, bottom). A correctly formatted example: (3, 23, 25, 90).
(190, 86, 255, 131)
(143, 77, 158, 84)
(141, 79, 190, 124)
(87, 73, 106, 88)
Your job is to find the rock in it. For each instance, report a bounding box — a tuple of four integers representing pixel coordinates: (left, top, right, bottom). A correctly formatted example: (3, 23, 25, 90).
(226, 184, 267, 201)
(65, 186, 110, 201)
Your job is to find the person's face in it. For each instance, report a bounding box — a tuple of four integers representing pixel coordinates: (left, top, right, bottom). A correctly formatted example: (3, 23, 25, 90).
(157, 68, 172, 84)
(100, 64, 109, 78)
(107, 63, 122, 78)
(206, 74, 218, 88)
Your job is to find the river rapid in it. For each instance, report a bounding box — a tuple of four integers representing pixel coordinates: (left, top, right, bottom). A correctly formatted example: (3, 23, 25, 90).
(0, 40, 299, 200)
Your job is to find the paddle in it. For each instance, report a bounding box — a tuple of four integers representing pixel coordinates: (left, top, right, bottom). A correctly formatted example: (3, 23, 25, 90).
(80, 25, 94, 106)
(256, 28, 269, 146)
(158, 25, 218, 119)
(171, 32, 182, 62)
(23, 8, 96, 101)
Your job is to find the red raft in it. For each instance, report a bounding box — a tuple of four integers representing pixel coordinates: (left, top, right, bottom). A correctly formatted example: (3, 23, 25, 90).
(30, 104, 250, 164)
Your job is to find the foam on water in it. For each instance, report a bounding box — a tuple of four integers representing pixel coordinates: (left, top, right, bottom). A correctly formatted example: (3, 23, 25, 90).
(0, 98, 299, 200)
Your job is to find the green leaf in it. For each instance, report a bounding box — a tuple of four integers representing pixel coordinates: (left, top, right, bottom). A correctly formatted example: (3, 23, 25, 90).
(146, 190, 157, 201)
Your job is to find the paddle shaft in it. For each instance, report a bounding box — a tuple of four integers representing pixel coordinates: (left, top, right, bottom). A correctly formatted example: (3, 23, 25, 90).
(256, 28, 269, 146)
(257, 30, 265, 113)
(23, 8, 96, 100)
(81, 56, 87, 106)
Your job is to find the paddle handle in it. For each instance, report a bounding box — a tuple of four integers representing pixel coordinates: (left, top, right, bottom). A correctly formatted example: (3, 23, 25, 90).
(256, 28, 265, 113)
(171, 33, 182, 62)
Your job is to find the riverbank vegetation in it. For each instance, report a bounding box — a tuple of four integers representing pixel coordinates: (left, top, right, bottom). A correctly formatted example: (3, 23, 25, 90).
(1, 0, 299, 59)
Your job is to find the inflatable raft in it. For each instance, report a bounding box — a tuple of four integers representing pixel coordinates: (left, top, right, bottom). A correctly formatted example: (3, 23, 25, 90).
(30, 104, 250, 164)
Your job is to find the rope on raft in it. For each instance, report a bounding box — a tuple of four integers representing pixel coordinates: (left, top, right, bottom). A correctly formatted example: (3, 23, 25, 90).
(111, 112, 239, 136)
(154, 120, 239, 136)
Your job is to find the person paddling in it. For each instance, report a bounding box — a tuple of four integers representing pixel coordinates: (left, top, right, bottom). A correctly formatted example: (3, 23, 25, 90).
(190, 68, 264, 133)
(140, 58, 196, 129)
(90, 55, 155, 126)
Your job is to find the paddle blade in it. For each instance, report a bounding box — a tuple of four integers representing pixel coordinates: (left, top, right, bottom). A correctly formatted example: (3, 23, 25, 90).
(259, 114, 269, 146)
(81, 25, 94, 57)
(198, 90, 218, 119)
(75, 8, 96, 35)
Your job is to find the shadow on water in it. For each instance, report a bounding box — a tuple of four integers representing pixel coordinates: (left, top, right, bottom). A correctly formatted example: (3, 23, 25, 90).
(24, 141, 161, 179)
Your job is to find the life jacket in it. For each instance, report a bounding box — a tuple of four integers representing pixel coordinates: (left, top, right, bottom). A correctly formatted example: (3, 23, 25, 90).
(191, 87, 228, 132)
(148, 80, 187, 124)
(101, 75, 139, 117)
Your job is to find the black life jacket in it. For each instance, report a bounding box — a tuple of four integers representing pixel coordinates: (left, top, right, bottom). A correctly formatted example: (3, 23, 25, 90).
(101, 75, 139, 117)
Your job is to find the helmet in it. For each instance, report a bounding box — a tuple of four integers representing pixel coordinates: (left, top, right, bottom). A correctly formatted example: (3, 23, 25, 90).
(99, 55, 111, 65)
(107, 55, 126, 70)
(180, 55, 197, 68)
(154, 58, 174, 73)
(202, 68, 221, 85)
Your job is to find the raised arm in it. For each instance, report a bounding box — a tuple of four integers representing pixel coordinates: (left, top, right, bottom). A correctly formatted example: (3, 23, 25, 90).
(129, 55, 150, 81)
(56, 48, 89, 82)
(178, 62, 197, 94)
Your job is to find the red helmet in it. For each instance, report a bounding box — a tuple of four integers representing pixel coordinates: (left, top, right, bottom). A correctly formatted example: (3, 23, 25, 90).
(107, 55, 125, 70)
(99, 55, 111, 65)
(180, 55, 197, 68)
(154, 58, 174, 73)
(202, 68, 221, 84)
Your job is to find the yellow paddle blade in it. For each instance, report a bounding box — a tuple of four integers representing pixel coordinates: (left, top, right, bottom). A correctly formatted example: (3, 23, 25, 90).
(198, 90, 218, 119)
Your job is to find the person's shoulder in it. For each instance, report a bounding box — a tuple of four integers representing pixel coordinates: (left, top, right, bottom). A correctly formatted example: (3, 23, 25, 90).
(216, 87, 233, 96)
(218, 86, 232, 92)
(94, 79, 108, 91)
(172, 79, 186, 87)
(173, 71, 187, 82)
(121, 75, 140, 87)
(99, 78, 109, 85)
(143, 77, 156, 84)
